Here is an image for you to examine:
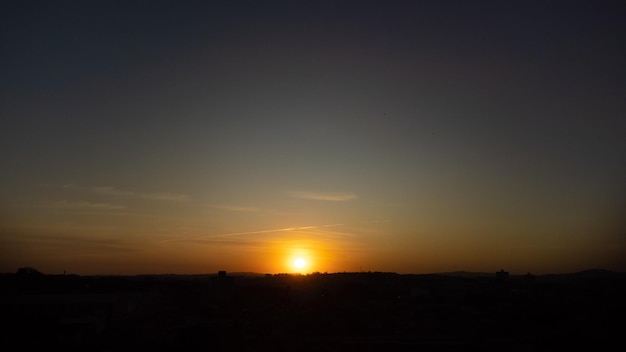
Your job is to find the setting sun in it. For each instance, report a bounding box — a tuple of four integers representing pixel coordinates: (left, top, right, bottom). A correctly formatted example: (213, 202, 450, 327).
(284, 245, 318, 273)
(293, 258, 306, 270)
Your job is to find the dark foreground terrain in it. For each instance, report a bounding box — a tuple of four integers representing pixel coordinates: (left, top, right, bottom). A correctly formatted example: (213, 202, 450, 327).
(2, 269, 625, 351)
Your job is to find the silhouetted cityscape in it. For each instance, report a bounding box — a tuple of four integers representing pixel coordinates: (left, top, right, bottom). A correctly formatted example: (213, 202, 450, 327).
(2, 267, 625, 351)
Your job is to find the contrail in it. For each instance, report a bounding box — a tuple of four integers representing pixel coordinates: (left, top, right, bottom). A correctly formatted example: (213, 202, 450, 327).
(207, 223, 344, 238)
(159, 223, 346, 244)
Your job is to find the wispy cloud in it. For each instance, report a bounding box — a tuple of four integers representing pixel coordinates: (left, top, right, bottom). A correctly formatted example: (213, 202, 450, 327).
(290, 190, 358, 202)
(0, 231, 138, 253)
(50, 200, 127, 211)
(208, 223, 344, 238)
(162, 223, 346, 243)
(208, 204, 261, 212)
(64, 184, 191, 202)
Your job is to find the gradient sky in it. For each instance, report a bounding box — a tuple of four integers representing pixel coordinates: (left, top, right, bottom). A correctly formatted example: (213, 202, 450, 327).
(1, 0, 625, 275)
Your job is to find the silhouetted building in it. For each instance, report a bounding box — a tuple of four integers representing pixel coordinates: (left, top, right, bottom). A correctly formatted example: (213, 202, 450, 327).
(209, 270, 234, 299)
(496, 269, 509, 280)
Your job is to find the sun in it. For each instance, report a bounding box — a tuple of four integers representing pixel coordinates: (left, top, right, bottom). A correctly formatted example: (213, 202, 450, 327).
(285, 247, 314, 273)
(293, 257, 306, 270)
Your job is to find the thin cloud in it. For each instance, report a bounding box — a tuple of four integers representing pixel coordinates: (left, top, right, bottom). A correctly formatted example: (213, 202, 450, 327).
(296, 228, 357, 239)
(0, 231, 138, 253)
(50, 200, 127, 211)
(163, 223, 345, 242)
(208, 225, 324, 238)
(290, 190, 358, 202)
(64, 184, 191, 202)
(208, 204, 261, 212)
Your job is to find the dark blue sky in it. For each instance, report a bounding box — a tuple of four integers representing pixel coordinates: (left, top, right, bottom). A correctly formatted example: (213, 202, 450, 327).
(1, 0, 625, 274)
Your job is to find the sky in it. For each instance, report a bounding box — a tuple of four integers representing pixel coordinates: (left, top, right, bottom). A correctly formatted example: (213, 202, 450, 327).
(1, 0, 625, 275)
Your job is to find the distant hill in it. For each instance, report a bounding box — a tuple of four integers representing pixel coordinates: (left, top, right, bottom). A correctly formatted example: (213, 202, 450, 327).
(565, 268, 623, 278)
(4, 268, 623, 278)
(436, 269, 626, 279)
(527, 269, 622, 282)
(222, 272, 269, 277)
(436, 271, 495, 278)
